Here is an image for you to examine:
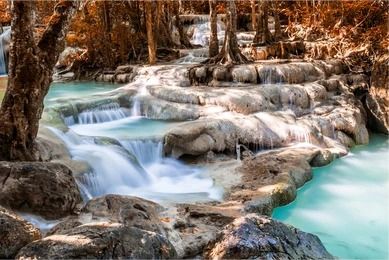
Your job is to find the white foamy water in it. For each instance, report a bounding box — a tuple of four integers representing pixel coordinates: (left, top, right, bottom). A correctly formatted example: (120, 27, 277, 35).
(49, 121, 222, 204)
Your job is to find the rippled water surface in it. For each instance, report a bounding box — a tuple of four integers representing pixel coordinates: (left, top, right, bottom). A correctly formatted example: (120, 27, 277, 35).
(273, 134, 389, 259)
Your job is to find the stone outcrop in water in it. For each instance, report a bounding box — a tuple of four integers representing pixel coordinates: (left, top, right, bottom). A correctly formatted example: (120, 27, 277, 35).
(229, 146, 343, 215)
(0, 162, 82, 219)
(206, 214, 334, 259)
(0, 206, 41, 259)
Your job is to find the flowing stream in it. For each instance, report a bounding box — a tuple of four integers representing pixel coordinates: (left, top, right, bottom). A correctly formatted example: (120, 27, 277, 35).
(44, 82, 222, 204)
(273, 134, 389, 259)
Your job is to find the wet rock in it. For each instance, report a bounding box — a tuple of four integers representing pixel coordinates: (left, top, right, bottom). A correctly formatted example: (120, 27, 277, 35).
(336, 131, 356, 148)
(48, 195, 166, 235)
(0, 206, 41, 259)
(231, 147, 319, 215)
(26, 195, 177, 259)
(206, 214, 334, 259)
(231, 65, 258, 84)
(165, 204, 241, 258)
(82, 195, 165, 234)
(0, 162, 82, 220)
(311, 149, 337, 167)
(16, 223, 177, 259)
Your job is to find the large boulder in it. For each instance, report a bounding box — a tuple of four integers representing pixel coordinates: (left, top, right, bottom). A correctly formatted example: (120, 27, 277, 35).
(16, 223, 177, 259)
(17, 195, 177, 259)
(206, 214, 334, 259)
(49, 195, 165, 235)
(0, 206, 41, 259)
(0, 162, 82, 219)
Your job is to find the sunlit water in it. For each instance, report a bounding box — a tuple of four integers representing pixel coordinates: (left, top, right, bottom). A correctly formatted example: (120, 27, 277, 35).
(45, 81, 122, 106)
(44, 82, 222, 204)
(273, 134, 389, 259)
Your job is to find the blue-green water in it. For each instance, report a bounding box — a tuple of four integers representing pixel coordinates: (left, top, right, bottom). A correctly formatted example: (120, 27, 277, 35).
(69, 117, 182, 140)
(45, 81, 122, 106)
(273, 135, 389, 259)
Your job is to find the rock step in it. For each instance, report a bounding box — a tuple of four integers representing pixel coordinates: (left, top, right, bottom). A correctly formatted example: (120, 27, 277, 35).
(190, 59, 345, 86)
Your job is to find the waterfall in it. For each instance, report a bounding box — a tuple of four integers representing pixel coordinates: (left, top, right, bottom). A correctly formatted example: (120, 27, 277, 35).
(190, 20, 225, 47)
(120, 139, 163, 166)
(131, 98, 142, 117)
(49, 127, 150, 197)
(64, 102, 130, 125)
(48, 126, 222, 203)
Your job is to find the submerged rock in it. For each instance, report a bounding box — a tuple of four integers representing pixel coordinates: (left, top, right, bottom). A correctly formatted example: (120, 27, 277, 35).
(206, 214, 334, 259)
(0, 162, 82, 220)
(0, 206, 41, 259)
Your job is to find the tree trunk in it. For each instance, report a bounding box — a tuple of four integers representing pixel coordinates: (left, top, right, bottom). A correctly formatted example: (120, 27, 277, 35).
(273, 1, 282, 41)
(206, 0, 248, 65)
(145, 0, 157, 64)
(250, 0, 256, 30)
(173, 0, 191, 48)
(254, 0, 272, 45)
(0, 0, 78, 161)
(209, 0, 219, 57)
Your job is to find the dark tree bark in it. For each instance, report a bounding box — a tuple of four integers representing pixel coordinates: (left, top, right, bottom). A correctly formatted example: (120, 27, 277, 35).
(250, 0, 257, 30)
(145, 0, 157, 64)
(273, 1, 282, 41)
(254, 0, 272, 44)
(209, 0, 219, 57)
(173, 0, 192, 48)
(0, 0, 78, 161)
(205, 0, 248, 65)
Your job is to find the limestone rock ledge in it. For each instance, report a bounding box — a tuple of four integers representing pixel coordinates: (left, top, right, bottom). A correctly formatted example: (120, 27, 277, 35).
(0, 206, 41, 259)
(206, 214, 334, 259)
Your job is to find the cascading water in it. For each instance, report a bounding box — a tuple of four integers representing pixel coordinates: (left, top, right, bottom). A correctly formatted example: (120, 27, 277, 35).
(48, 94, 222, 203)
(64, 102, 131, 126)
(190, 21, 225, 47)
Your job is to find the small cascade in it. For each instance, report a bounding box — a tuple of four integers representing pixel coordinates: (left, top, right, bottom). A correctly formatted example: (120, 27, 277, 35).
(289, 124, 311, 144)
(131, 98, 142, 117)
(176, 48, 209, 64)
(258, 66, 286, 84)
(120, 139, 163, 166)
(49, 127, 150, 197)
(64, 102, 130, 126)
(190, 20, 225, 47)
